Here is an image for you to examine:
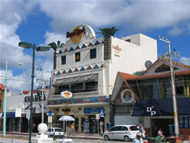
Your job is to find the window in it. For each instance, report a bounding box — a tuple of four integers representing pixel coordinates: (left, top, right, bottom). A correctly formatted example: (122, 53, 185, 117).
(71, 83, 84, 93)
(85, 82, 98, 91)
(75, 52, 80, 62)
(61, 55, 66, 65)
(90, 48, 96, 59)
(0, 99, 1, 109)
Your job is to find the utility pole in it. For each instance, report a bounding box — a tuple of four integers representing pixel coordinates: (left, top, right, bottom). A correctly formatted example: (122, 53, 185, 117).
(36, 69, 48, 123)
(159, 36, 179, 136)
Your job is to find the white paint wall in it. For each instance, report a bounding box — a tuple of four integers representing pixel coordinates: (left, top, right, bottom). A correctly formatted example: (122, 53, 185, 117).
(115, 115, 139, 125)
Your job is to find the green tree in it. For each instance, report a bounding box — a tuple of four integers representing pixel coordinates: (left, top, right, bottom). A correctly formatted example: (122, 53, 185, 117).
(97, 27, 119, 60)
(48, 41, 64, 69)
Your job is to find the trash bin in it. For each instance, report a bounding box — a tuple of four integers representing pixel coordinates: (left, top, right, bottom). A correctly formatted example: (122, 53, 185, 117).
(107, 123, 111, 130)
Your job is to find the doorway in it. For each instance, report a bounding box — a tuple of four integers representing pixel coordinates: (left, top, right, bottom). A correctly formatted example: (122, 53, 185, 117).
(89, 115, 98, 133)
(151, 118, 174, 137)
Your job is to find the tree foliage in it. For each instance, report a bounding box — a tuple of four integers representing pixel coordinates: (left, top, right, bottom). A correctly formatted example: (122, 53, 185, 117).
(96, 27, 119, 38)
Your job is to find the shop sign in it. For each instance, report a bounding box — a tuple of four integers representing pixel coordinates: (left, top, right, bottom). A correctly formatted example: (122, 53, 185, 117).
(147, 106, 156, 116)
(24, 95, 45, 102)
(84, 107, 104, 114)
(66, 26, 85, 43)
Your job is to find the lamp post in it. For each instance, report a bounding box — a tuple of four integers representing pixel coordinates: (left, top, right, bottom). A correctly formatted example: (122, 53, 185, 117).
(3, 61, 8, 136)
(18, 41, 50, 143)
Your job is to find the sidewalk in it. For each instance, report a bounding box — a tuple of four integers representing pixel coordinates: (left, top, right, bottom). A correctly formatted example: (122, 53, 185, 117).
(0, 131, 103, 140)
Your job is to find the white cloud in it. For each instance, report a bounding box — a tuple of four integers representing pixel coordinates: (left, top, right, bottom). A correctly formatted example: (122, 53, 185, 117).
(179, 56, 190, 66)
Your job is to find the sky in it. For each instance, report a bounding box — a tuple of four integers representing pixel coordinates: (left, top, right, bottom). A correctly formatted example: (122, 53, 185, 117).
(0, 0, 190, 94)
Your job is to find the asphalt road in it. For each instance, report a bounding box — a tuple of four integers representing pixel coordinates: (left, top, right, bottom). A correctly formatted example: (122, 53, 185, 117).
(0, 138, 132, 143)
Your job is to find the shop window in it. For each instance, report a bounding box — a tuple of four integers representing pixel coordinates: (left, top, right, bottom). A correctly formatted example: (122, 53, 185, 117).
(61, 55, 66, 65)
(90, 48, 96, 59)
(55, 85, 70, 94)
(75, 52, 80, 62)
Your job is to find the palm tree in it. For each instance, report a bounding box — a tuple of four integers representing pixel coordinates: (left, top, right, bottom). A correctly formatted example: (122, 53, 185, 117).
(48, 41, 64, 69)
(96, 27, 119, 60)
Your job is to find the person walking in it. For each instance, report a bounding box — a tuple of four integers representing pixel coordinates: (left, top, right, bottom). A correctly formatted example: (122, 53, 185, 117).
(133, 132, 144, 143)
(100, 120, 104, 135)
(69, 123, 75, 136)
(139, 124, 145, 138)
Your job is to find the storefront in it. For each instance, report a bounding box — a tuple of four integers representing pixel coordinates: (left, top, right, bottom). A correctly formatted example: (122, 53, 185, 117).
(131, 98, 190, 139)
(47, 96, 109, 133)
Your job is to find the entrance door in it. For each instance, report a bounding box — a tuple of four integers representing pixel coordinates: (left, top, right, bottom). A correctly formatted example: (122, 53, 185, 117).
(151, 118, 174, 137)
(89, 115, 98, 133)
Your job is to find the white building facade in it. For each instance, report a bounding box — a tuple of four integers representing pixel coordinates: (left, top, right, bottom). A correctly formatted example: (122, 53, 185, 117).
(47, 24, 158, 133)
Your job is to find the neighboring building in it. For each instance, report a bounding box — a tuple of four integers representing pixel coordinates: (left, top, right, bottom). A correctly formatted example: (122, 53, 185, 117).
(111, 58, 190, 140)
(0, 83, 10, 131)
(47, 24, 158, 133)
(0, 87, 50, 133)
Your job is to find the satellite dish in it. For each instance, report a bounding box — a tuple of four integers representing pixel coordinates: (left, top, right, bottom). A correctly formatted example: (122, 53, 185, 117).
(145, 60, 152, 68)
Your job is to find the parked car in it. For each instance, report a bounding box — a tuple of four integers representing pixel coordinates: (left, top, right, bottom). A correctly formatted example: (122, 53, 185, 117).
(103, 125, 139, 142)
(45, 127, 64, 138)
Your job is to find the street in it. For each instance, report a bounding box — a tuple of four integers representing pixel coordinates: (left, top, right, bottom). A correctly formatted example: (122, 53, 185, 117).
(0, 138, 133, 143)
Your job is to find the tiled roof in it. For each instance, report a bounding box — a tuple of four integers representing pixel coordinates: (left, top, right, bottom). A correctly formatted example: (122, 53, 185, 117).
(0, 83, 9, 91)
(141, 58, 190, 75)
(119, 70, 190, 81)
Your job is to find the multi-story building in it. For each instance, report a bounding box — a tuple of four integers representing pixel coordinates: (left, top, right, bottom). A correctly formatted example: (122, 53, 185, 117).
(111, 58, 190, 140)
(47, 24, 158, 133)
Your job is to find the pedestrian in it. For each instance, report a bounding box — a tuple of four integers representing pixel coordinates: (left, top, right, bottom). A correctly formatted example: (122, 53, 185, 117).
(136, 124, 139, 129)
(69, 123, 75, 136)
(139, 124, 145, 138)
(158, 128, 164, 137)
(100, 120, 104, 135)
(133, 132, 144, 143)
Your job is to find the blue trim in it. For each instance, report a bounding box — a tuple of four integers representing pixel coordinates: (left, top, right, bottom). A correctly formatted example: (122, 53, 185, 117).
(69, 47, 75, 52)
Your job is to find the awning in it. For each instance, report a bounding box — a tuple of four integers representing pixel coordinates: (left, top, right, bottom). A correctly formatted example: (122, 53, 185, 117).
(131, 99, 162, 116)
(52, 79, 64, 86)
(131, 98, 190, 116)
(52, 74, 98, 86)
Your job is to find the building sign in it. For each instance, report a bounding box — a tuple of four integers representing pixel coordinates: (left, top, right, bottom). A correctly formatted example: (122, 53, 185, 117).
(121, 89, 135, 103)
(66, 24, 96, 44)
(67, 26, 85, 43)
(84, 107, 104, 114)
(24, 94, 46, 102)
(61, 91, 72, 99)
(114, 45, 122, 54)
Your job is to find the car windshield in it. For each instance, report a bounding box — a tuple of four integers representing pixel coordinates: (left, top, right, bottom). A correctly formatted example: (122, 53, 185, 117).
(55, 129, 63, 132)
(130, 126, 139, 131)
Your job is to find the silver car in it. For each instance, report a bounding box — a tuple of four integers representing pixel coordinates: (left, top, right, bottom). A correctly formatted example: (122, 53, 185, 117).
(103, 125, 139, 142)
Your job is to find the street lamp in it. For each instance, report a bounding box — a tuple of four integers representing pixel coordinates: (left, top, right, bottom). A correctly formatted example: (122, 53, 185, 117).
(3, 61, 8, 136)
(18, 41, 50, 143)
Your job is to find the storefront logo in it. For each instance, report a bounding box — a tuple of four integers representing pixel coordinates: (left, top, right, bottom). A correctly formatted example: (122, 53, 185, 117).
(61, 91, 73, 99)
(66, 26, 85, 43)
(147, 106, 156, 116)
(114, 45, 122, 54)
(121, 89, 134, 103)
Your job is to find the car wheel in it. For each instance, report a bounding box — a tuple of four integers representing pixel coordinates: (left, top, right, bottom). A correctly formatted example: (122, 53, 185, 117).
(104, 135, 109, 141)
(124, 136, 130, 142)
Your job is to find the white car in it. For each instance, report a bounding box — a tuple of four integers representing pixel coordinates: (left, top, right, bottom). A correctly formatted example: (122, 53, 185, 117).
(45, 127, 64, 138)
(103, 125, 139, 142)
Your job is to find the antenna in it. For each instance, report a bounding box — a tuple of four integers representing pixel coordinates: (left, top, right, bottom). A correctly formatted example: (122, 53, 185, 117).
(145, 60, 152, 68)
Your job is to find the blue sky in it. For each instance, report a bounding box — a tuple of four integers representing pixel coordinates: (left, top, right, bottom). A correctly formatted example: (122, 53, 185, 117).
(0, 0, 190, 94)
